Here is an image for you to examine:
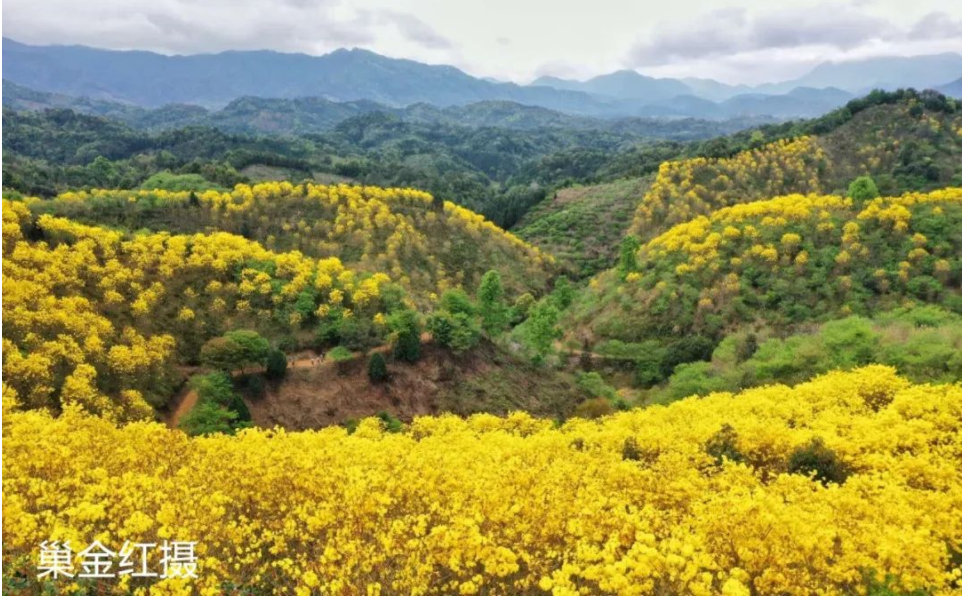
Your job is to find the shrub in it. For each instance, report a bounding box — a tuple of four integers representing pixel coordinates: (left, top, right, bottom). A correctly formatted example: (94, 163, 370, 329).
(179, 400, 238, 437)
(576, 372, 617, 400)
(265, 349, 288, 380)
(787, 438, 851, 485)
(368, 353, 389, 383)
(428, 310, 481, 353)
(328, 346, 353, 375)
(847, 176, 880, 201)
(661, 336, 717, 378)
(376, 411, 404, 433)
(388, 309, 422, 363)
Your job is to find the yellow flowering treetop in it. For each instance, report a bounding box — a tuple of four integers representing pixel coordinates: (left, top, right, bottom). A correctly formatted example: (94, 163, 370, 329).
(2, 199, 396, 419)
(630, 137, 827, 241)
(577, 188, 961, 342)
(3, 366, 960, 595)
(36, 182, 555, 304)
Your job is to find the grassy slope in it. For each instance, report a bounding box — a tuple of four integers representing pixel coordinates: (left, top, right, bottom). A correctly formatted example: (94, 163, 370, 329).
(513, 177, 650, 278)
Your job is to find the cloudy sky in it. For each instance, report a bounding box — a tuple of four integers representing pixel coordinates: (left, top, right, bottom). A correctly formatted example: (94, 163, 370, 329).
(3, 0, 961, 84)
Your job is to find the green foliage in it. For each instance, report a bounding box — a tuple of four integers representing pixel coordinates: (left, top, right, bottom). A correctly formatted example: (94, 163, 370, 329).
(550, 277, 576, 310)
(515, 180, 648, 278)
(787, 438, 851, 485)
(847, 176, 880, 201)
(224, 330, 270, 369)
(576, 372, 617, 400)
(200, 336, 245, 372)
(428, 310, 481, 354)
(265, 348, 288, 380)
(367, 352, 389, 383)
(573, 397, 615, 420)
(139, 171, 224, 192)
(328, 345, 354, 375)
(376, 411, 404, 433)
(658, 362, 730, 403)
(661, 337, 717, 379)
(199, 329, 270, 373)
(477, 270, 509, 336)
(180, 372, 251, 436)
(328, 346, 353, 362)
(648, 308, 962, 403)
(510, 292, 535, 323)
(618, 235, 641, 278)
(388, 309, 422, 363)
(179, 400, 238, 437)
(522, 301, 562, 365)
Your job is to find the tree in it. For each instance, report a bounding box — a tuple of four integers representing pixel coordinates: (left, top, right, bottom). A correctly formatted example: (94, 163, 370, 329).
(847, 176, 880, 202)
(200, 336, 245, 372)
(428, 310, 480, 353)
(550, 277, 575, 310)
(225, 330, 270, 369)
(368, 352, 389, 383)
(189, 372, 251, 422)
(388, 309, 422, 363)
(511, 292, 535, 324)
(523, 301, 561, 364)
(179, 400, 237, 437)
(618, 235, 640, 277)
(440, 289, 476, 317)
(265, 349, 288, 380)
(477, 270, 509, 336)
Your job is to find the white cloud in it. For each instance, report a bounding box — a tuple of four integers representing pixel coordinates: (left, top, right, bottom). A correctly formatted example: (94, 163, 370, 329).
(2, 0, 960, 84)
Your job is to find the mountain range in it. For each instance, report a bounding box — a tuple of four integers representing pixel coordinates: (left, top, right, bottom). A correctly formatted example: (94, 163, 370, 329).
(3, 37, 960, 120)
(1, 80, 773, 140)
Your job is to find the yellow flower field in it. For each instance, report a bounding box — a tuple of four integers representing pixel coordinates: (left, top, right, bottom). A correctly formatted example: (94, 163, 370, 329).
(3, 366, 960, 595)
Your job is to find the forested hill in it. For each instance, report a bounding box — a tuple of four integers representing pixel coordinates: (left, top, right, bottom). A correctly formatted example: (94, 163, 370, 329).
(2, 80, 771, 136)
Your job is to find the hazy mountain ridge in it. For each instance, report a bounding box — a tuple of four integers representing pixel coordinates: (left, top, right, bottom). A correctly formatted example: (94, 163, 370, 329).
(5, 38, 959, 120)
(2, 80, 774, 137)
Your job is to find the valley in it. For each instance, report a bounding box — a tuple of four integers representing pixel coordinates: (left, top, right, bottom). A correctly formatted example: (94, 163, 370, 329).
(2, 30, 962, 596)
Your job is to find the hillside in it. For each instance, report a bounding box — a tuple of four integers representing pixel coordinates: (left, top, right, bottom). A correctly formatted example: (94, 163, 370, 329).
(5, 366, 959, 594)
(630, 95, 962, 243)
(31, 182, 555, 300)
(568, 189, 962, 344)
(514, 178, 650, 278)
(2, 184, 555, 420)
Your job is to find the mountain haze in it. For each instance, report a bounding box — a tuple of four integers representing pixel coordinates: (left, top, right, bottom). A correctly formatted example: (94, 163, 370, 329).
(5, 38, 960, 121)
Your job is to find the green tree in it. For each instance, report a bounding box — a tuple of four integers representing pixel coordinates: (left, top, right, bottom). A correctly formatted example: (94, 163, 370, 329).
(189, 372, 251, 422)
(428, 310, 481, 353)
(524, 301, 562, 364)
(550, 277, 575, 310)
(388, 309, 422, 363)
(847, 176, 880, 202)
(477, 270, 509, 336)
(265, 348, 288, 380)
(511, 292, 535, 324)
(224, 330, 270, 369)
(179, 400, 237, 437)
(618, 235, 640, 277)
(368, 352, 389, 383)
(200, 336, 245, 372)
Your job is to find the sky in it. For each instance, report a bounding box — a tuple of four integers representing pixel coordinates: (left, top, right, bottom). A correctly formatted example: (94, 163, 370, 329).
(3, 0, 961, 84)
